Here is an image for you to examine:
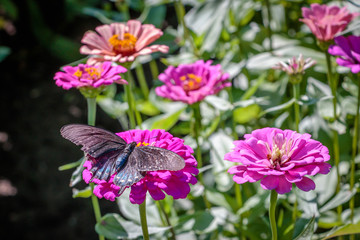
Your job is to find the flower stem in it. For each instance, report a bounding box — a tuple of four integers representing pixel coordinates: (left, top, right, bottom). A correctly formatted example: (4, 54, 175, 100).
(174, 0, 199, 57)
(158, 200, 176, 240)
(123, 71, 141, 129)
(269, 190, 278, 240)
(135, 64, 149, 100)
(149, 60, 159, 80)
(139, 201, 150, 240)
(86, 97, 105, 240)
(350, 75, 360, 223)
(191, 102, 211, 209)
(293, 83, 300, 132)
(324, 51, 342, 221)
(264, 0, 273, 52)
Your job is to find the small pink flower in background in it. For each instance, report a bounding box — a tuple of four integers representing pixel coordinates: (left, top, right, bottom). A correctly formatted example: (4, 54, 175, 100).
(54, 61, 127, 90)
(300, 3, 357, 42)
(328, 35, 360, 74)
(155, 60, 230, 105)
(80, 20, 169, 64)
(225, 128, 331, 194)
(273, 54, 316, 76)
(82, 129, 198, 204)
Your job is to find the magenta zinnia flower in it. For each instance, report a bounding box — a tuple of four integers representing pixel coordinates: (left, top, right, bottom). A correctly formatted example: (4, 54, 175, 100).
(300, 4, 357, 43)
(54, 61, 127, 90)
(80, 20, 169, 64)
(82, 129, 198, 204)
(328, 35, 360, 74)
(225, 128, 331, 194)
(155, 60, 230, 105)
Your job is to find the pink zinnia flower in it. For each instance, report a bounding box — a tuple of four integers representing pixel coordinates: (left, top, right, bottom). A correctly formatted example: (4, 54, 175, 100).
(273, 54, 316, 76)
(300, 3, 357, 42)
(328, 35, 360, 74)
(80, 20, 169, 64)
(54, 61, 127, 90)
(225, 128, 331, 194)
(82, 129, 198, 204)
(155, 60, 230, 105)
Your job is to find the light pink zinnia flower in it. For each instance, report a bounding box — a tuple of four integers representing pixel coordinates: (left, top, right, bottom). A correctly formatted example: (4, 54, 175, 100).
(273, 54, 316, 76)
(225, 128, 331, 194)
(54, 61, 127, 90)
(82, 129, 198, 204)
(300, 3, 358, 42)
(328, 35, 360, 74)
(80, 20, 169, 64)
(155, 60, 230, 105)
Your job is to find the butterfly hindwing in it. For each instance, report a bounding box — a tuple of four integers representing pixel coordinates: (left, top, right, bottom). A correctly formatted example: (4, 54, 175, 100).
(60, 124, 126, 158)
(113, 159, 144, 186)
(131, 146, 186, 172)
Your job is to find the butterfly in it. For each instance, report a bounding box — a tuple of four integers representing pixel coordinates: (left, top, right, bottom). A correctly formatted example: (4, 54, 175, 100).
(60, 124, 185, 194)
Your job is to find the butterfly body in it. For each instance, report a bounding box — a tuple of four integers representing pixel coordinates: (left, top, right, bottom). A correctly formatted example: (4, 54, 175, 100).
(60, 124, 185, 194)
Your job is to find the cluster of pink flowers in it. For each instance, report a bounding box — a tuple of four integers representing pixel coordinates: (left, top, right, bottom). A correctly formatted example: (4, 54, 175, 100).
(155, 60, 231, 104)
(225, 128, 331, 194)
(55, 13, 336, 204)
(82, 129, 198, 204)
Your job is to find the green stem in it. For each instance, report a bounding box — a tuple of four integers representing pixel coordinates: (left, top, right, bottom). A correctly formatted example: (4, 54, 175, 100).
(269, 190, 278, 240)
(174, 0, 199, 57)
(135, 64, 149, 100)
(123, 71, 140, 129)
(264, 0, 273, 52)
(87, 97, 97, 127)
(350, 76, 360, 223)
(139, 201, 150, 240)
(293, 83, 300, 132)
(324, 51, 342, 221)
(158, 201, 176, 240)
(149, 60, 160, 80)
(191, 102, 211, 209)
(86, 97, 105, 240)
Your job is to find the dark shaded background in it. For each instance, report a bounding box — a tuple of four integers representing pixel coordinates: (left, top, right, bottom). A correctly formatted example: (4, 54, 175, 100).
(0, 0, 123, 239)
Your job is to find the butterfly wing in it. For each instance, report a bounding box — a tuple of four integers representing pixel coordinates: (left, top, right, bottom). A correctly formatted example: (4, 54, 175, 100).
(131, 146, 186, 172)
(60, 124, 126, 158)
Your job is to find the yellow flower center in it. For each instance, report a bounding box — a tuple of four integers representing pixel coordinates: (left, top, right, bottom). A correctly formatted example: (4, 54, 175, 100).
(108, 33, 137, 56)
(136, 142, 150, 147)
(73, 67, 102, 80)
(180, 73, 202, 91)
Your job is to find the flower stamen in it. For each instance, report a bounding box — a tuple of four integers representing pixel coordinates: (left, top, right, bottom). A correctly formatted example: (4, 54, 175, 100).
(180, 73, 203, 91)
(109, 33, 137, 56)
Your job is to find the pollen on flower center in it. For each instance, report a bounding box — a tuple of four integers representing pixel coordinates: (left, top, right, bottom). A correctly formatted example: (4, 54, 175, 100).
(73, 67, 102, 80)
(179, 73, 202, 91)
(136, 142, 150, 147)
(267, 134, 294, 169)
(109, 33, 137, 55)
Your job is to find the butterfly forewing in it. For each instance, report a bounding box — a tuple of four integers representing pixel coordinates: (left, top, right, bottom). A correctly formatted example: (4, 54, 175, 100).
(131, 146, 185, 172)
(60, 124, 126, 158)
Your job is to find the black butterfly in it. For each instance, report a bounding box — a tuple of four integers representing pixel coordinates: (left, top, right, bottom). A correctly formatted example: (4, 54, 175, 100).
(60, 124, 185, 195)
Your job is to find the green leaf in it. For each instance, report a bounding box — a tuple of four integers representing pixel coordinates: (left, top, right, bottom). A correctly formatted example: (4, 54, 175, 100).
(69, 157, 86, 187)
(259, 98, 295, 116)
(142, 107, 186, 131)
(293, 216, 316, 240)
(0, 46, 11, 62)
(72, 186, 92, 198)
(137, 100, 161, 116)
(319, 184, 357, 213)
(95, 213, 169, 239)
(204, 95, 233, 111)
(58, 157, 83, 171)
(323, 222, 360, 239)
(233, 104, 261, 124)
